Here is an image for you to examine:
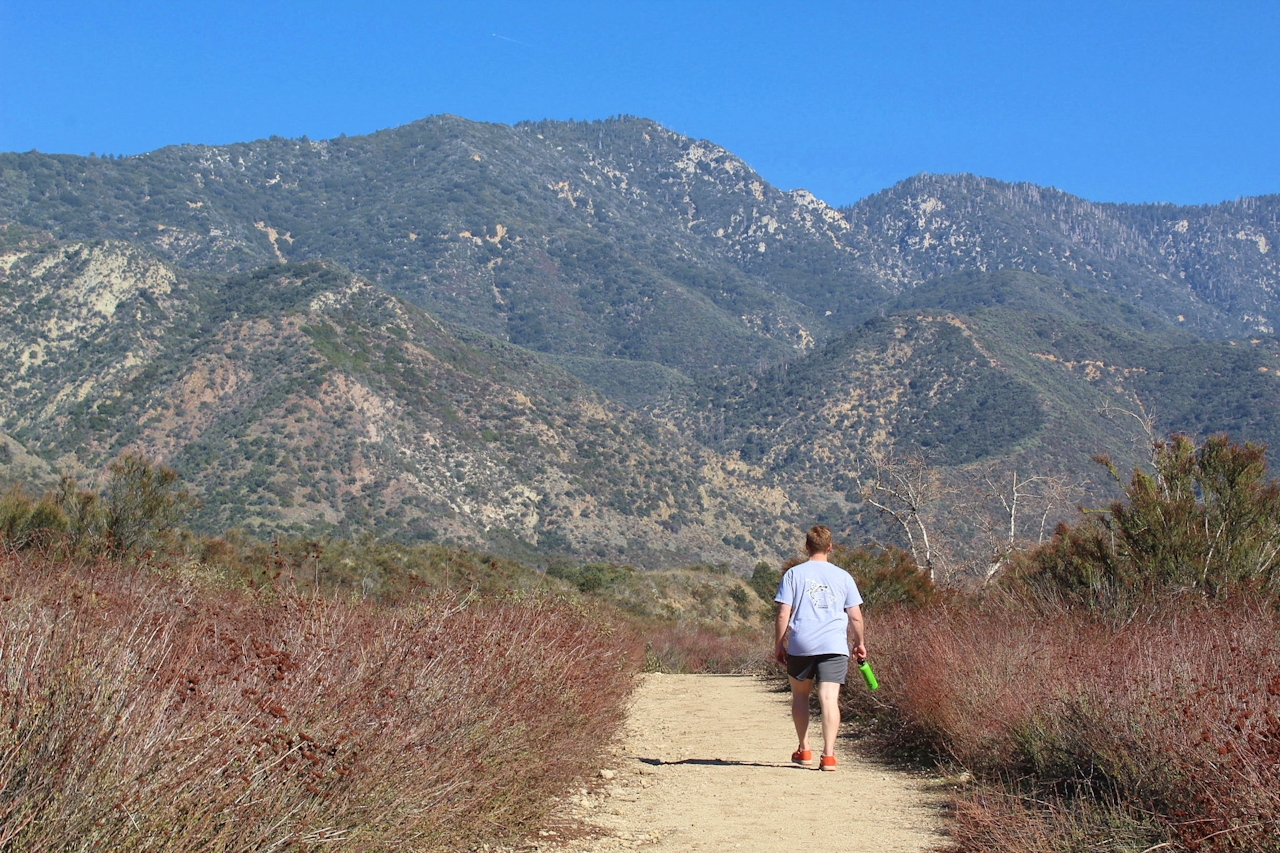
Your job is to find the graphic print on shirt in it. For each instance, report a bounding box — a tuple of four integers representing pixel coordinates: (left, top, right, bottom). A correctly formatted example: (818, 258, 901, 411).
(805, 579, 837, 612)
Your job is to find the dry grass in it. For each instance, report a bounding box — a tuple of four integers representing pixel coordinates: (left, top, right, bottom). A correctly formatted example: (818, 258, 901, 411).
(846, 594, 1280, 852)
(637, 620, 770, 674)
(0, 549, 641, 851)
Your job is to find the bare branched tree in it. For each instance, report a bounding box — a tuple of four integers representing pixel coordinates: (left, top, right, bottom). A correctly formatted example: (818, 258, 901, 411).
(975, 467, 1085, 581)
(859, 451, 944, 581)
(1034, 473, 1086, 544)
(1099, 392, 1160, 468)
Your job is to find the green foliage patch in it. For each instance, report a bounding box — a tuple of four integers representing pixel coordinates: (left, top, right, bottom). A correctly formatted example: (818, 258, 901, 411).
(1011, 433, 1280, 612)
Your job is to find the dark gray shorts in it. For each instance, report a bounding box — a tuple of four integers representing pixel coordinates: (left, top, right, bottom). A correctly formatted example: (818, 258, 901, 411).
(785, 653, 849, 685)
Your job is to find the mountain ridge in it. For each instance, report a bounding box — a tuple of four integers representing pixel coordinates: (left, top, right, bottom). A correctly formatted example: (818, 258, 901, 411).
(6, 116, 1280, 351)
(839, 173, 1280, 336)
(4, 115, 1280, 570)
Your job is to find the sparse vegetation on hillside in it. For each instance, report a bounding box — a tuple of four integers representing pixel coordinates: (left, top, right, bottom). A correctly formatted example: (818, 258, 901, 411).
(5, 119, 1280, 566)
(840, 173, 1280, 337)
(0, 250, 794, 566)
(0, 116, 832, 374)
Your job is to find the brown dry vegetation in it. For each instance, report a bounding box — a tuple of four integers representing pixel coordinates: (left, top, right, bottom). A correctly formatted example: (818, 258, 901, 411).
(844, 435, 1280, 852)
(849, 594, 1280, 851)
(637, 619, 770, 675)
(13, 432, 1280, 851)
(0, 549, 640, 851)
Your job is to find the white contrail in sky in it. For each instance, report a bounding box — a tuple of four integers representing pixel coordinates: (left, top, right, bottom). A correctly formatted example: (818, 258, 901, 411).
(492, 33, 532, 47)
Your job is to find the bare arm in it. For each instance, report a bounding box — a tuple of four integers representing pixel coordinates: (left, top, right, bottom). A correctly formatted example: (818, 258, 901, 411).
(774, 603, 792, 663)
(847, 605, 866, 662)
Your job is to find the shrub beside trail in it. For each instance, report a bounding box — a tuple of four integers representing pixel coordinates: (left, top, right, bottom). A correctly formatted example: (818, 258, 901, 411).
(849, 595, 1280, 851)
(0, 550, 641, 851)
(844, 435, 1280, 852)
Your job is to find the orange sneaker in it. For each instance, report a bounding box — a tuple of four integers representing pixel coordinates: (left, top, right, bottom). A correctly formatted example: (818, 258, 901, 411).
(791, 749, 813, 766)
(819, 754, 836, 771)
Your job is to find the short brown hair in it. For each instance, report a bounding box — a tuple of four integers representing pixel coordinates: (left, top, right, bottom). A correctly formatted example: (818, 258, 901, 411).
(805, 525, 833, 556)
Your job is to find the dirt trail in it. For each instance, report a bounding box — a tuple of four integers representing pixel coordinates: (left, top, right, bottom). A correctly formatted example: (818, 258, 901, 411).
(528, 673, 948, 852)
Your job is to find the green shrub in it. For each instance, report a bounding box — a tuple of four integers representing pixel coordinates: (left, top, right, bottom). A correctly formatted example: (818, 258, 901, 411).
(546, 560, 636, 594)
(1012, 433, 1280, 612)
(0, 484, 68, 549)
(830, 544, 935, 610)
(99, 454, 197, 558)
(748, 560, 781, 601)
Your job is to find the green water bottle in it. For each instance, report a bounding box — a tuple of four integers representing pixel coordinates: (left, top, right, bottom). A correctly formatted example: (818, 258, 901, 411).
(857, 659, 879, 691)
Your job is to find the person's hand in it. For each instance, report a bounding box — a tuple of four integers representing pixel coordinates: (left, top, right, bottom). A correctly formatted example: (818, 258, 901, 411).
(853, 643, 867, 663)
(774, 642, 787, 665)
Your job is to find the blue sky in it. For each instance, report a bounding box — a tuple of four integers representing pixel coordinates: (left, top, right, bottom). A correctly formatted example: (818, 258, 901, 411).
(2, 1, 1277, 206)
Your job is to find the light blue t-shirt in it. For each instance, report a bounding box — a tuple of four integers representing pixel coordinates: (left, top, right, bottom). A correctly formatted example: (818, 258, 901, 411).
(774, 560, 863, 657)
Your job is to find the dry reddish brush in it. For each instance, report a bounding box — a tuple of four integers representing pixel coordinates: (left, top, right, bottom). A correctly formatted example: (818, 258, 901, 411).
(849, 595, 1280, 851)
(840, 435, 1280, 851)
(638, 619, 770, 674)
(0, 550, 641, 851)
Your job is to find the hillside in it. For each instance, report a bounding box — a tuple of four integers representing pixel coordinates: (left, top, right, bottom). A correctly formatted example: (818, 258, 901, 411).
(0, 239, 794, 565)
(4, 116, 1280, 568)
(0, 117, 853, 387)
(5, 120, 1280, 355)
(840, 174, 1280, 337)
(696, 270, 1280, 560)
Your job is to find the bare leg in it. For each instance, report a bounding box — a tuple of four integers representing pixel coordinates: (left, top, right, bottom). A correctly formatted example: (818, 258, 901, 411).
(788, 675, 813, 752)
(816, 680, 841, 757)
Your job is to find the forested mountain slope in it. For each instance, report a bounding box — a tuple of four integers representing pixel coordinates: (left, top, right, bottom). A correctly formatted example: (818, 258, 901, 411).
(3, 116, 1280, 567)
(840, 174, 1280, 337)
(703, 271, 1280, 554)
(0, 116, 860, 384)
